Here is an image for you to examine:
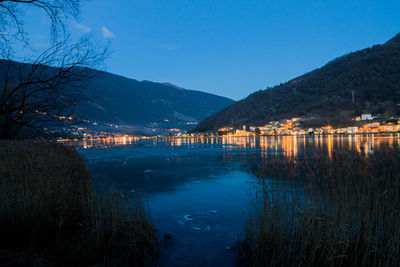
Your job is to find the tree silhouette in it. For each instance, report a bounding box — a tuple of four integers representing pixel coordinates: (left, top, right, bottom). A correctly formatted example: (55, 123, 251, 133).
(0, 0, 106, 138)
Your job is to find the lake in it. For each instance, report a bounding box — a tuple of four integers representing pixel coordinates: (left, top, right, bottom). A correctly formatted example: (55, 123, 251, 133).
(75, 134, 400, 266)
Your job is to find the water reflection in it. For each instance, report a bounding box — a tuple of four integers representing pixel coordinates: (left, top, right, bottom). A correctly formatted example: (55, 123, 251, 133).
(73, 134, 400, 159)
(61, 136, 147, 149)
(75, 134, 400, 193)
(162, 134, 400, 159)
(75, 134, 400, 266)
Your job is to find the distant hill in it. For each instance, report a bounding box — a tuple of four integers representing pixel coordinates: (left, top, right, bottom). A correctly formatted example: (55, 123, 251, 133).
(0, 60, 235, 130)
(76, 70, 234, 128)
(194, 33, 400, 132)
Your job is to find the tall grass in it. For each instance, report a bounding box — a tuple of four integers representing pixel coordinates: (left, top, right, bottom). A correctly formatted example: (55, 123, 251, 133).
(238, 147, 400, 266)
(0, 140, 159, 266)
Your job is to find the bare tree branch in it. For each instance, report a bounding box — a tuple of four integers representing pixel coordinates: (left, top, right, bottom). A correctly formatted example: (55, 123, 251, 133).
(0, 0, 108, 138)
(0, 37, 106, 138)
(0, 0, 83, 47)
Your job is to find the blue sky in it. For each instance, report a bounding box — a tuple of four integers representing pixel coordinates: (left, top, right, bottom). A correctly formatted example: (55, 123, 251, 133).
(24, 0, 400, 100)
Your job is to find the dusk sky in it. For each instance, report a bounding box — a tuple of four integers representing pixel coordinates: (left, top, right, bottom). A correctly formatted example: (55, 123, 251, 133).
(25, 0, 400, 100)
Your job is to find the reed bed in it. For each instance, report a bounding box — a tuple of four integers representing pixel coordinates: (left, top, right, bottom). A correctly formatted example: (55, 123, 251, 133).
(0, 140, 159, 266)
(238, 147, 400, 266)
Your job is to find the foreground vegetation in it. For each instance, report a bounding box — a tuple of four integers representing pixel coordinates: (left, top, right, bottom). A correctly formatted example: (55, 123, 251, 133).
(238, 147, 400, 266)
(0, 141, 159, 266)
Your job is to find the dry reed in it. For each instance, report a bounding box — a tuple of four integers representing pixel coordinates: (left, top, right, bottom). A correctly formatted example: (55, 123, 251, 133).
(0, 140, 159, 266)
(238, 147, 400, 266)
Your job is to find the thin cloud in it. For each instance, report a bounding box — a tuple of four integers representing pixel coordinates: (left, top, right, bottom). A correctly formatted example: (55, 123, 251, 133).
(156, 43, 180, 51)
(101, 26, 115, 39)
(74, 22, 92, 33)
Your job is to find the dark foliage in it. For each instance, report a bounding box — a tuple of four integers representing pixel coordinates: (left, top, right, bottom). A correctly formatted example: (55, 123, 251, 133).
(0, 141, 160, 266)
(238, 147, 400, 266)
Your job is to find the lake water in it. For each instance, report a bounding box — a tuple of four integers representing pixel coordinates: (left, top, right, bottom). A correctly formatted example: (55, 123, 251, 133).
(76, 134, 400, 266)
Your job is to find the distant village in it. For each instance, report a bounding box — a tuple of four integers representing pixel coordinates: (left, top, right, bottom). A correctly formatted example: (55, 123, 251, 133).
(48, 113, 400, 142)
(209, 114, 400, 137)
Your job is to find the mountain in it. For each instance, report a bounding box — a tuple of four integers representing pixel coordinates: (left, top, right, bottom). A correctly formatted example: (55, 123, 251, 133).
(0, 59, 234, 131)
(194, 33, 400, 132)
(75, 70, 235, 128)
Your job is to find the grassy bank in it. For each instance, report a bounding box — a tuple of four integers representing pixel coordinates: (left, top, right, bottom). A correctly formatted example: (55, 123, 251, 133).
(0, 140, 159, 266)
(238, 147, 400, 266)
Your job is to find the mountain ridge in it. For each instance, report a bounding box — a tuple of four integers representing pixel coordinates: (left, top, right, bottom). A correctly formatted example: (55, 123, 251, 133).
(0, 59, 235, 130)
(78, 70, 235, 127)
(194, 33, 400, 132)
